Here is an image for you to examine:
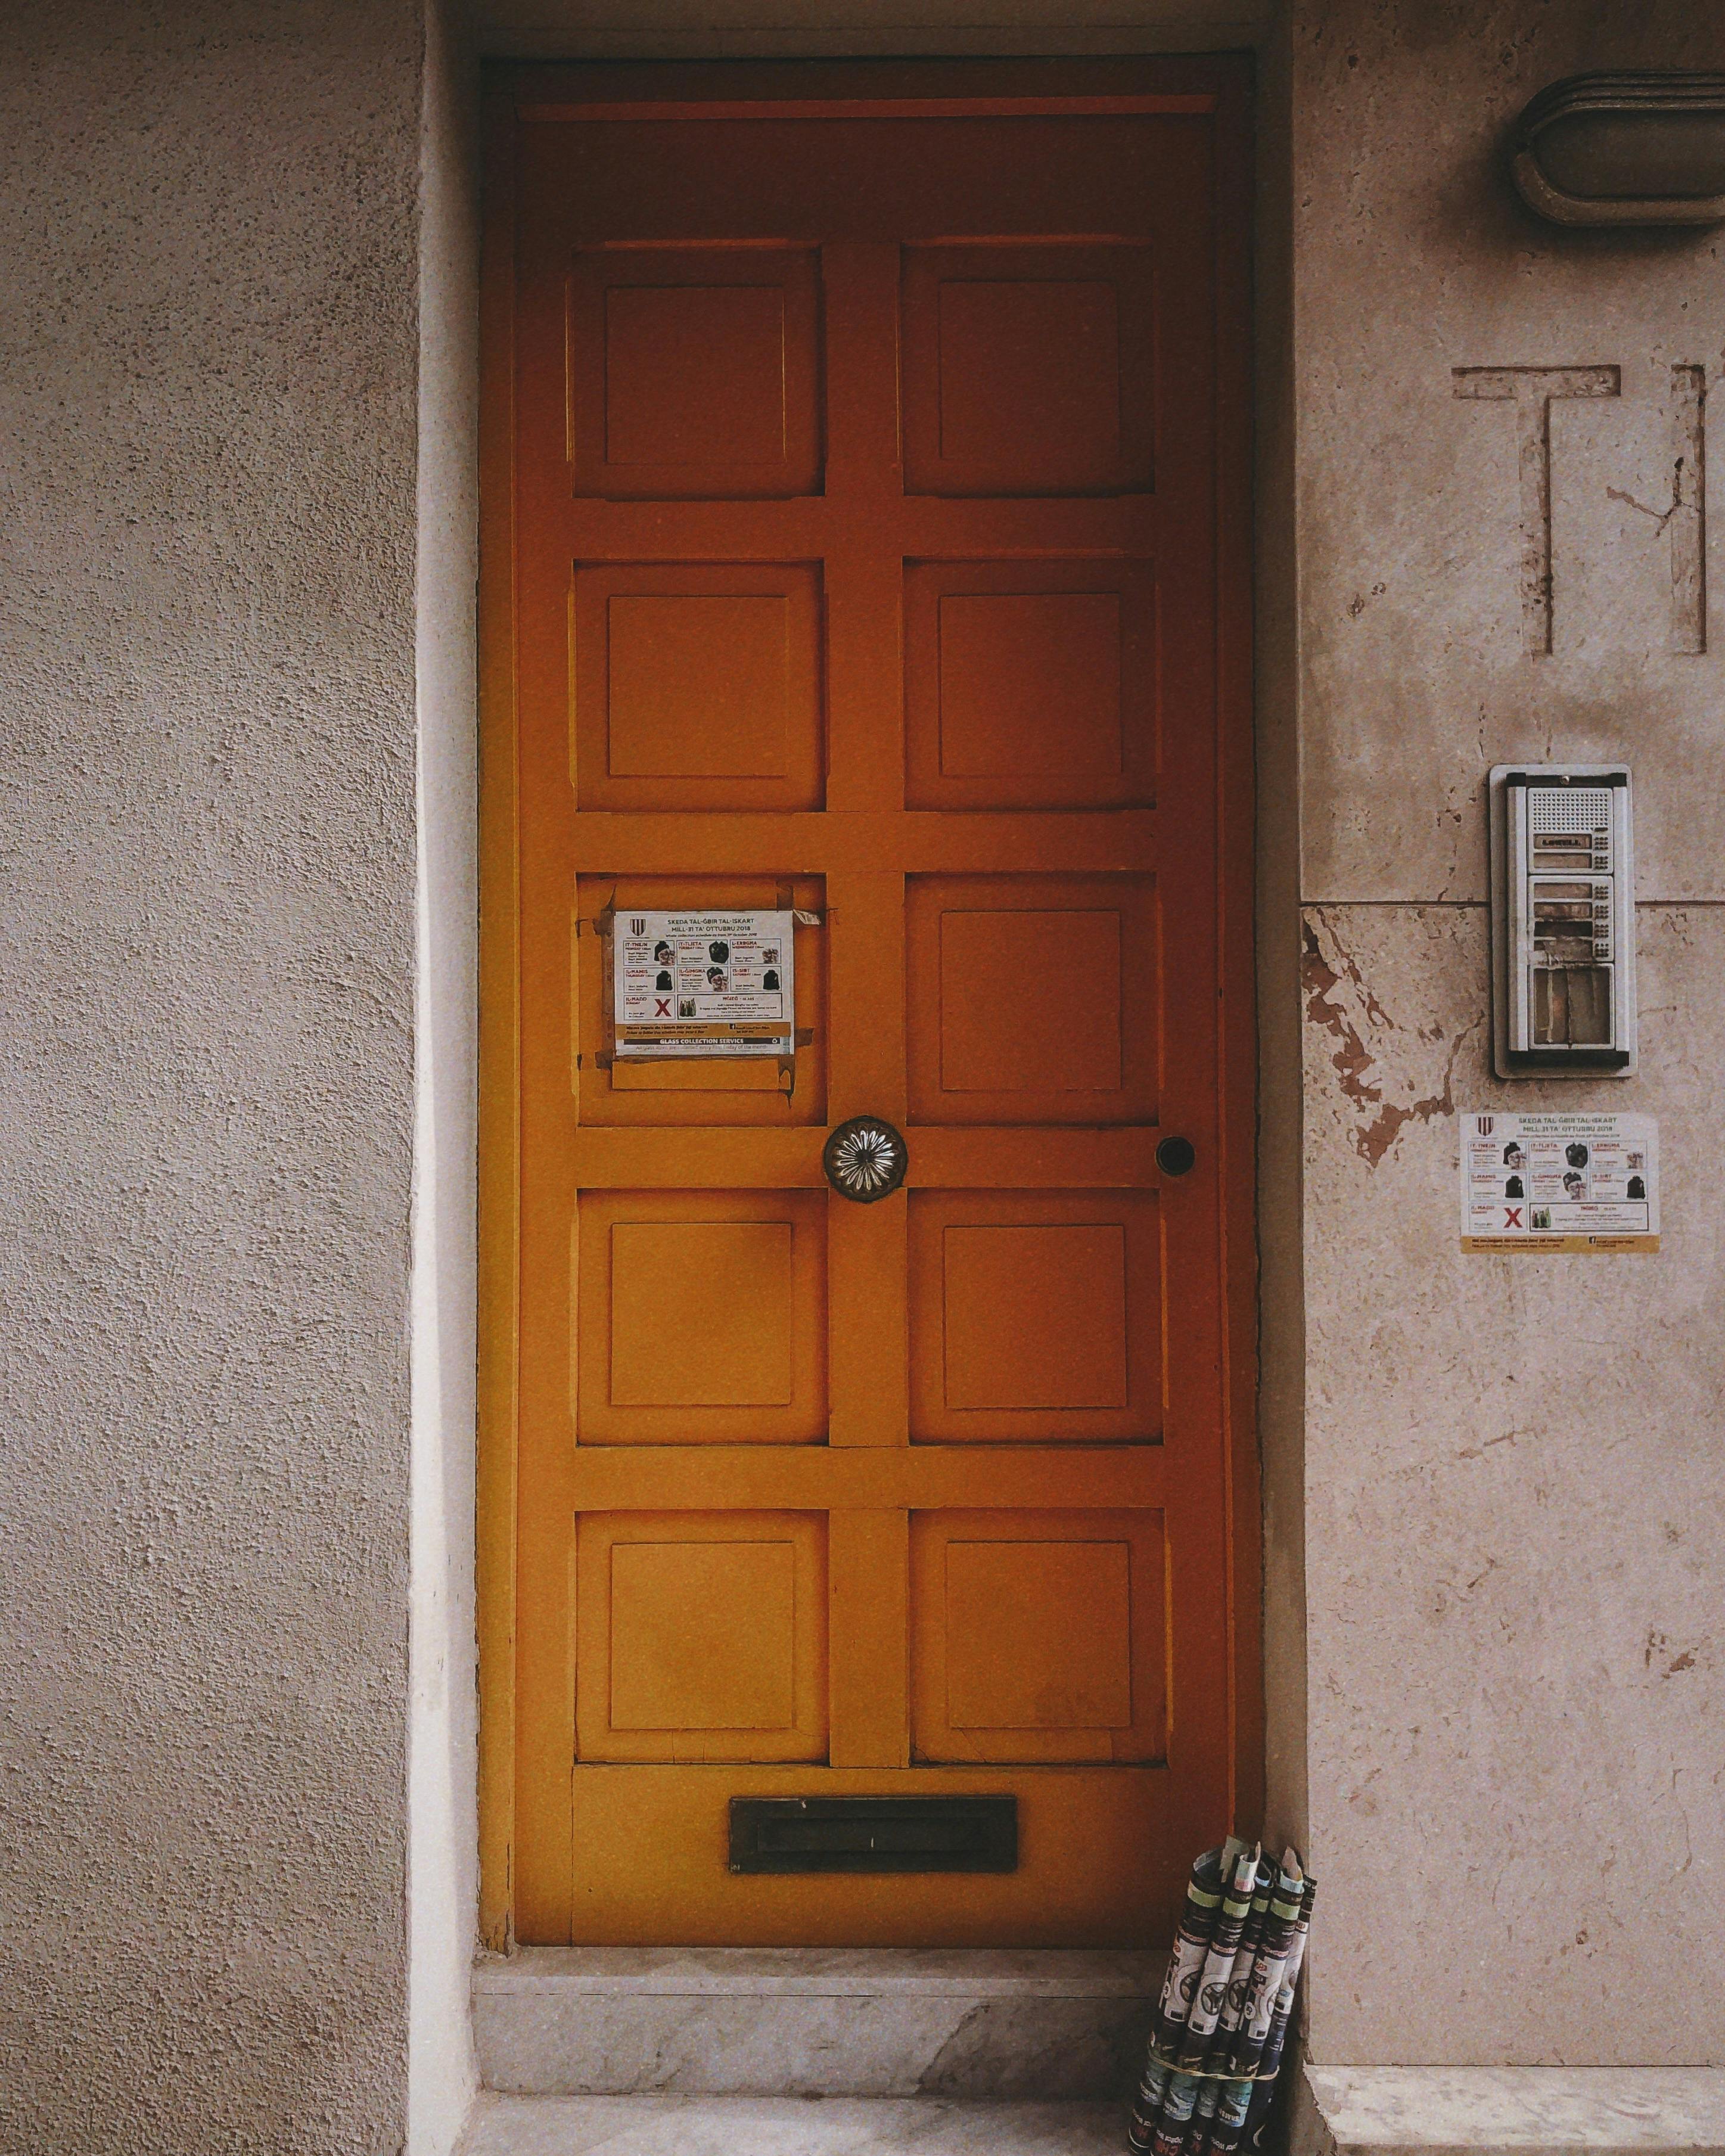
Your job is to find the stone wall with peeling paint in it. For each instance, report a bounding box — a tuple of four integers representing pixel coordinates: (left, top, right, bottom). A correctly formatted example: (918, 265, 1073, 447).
(1294, 0, 1725, 2065)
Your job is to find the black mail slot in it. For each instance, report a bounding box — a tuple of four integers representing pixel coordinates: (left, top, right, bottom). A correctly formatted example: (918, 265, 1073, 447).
(728, 1795, 1018, 1874)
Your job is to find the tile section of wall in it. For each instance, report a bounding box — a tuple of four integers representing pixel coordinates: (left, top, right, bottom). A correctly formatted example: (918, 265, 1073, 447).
(1295, 0, 1725, 2067)
(1300, 900, 1724, 2062)
(1297, 4, 1725, 905)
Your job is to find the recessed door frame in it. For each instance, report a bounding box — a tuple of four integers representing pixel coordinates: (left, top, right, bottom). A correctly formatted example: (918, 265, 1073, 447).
(475, 54, 1260, 1954)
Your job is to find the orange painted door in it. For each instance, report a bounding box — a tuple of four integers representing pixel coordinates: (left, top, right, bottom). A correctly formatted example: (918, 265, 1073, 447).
(493, 60, 1254, 1947)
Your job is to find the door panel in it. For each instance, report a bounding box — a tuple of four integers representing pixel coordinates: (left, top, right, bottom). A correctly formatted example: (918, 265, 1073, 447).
(900, 240, 1158, 496)
(574, 874, 828, 1124)
(906, 1190, 1163, 1443)
(908, 1509, 1168, 1764)
(576, 1511, 829, 1762)
(495, 58, 1253, 1949)
(903, 556, 1160, 811)
(575, 1190, 828, 1443)
(571, 563, 826, 812)
(567, 244, 823, 498)
(904, 874, 1161, 1126)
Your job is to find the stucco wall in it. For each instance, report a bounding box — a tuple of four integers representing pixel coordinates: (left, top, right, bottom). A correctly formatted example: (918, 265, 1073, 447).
(1294, 0, 1725, 2065)
(0, 2, 441, 2148)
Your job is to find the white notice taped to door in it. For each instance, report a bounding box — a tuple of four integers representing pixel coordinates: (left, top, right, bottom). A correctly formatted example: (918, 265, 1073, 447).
(1460, 1110, 1658, 1253)
(612, 911, 794, 1059)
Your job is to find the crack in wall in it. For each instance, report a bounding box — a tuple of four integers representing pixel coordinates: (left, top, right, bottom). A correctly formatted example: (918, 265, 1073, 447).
(1606, 474, 1683, 535)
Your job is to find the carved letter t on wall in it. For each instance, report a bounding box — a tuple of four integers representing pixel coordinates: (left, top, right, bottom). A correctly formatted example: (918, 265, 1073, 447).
(1453, 365, 1622, 656)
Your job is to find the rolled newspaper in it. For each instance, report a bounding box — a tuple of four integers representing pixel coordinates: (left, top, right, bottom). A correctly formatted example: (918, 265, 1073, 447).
(1182, 1853, 1280, 2155)
(1149, 1842, 1263, 2156)
(1201, 1851, 1307, 2156)
(1241, 1869, 1316, 2149)
(1127, 1842, 1236, 2155)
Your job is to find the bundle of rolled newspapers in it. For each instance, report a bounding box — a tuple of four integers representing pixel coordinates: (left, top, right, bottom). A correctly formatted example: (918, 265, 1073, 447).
(1126, 1838, 1314, 2156)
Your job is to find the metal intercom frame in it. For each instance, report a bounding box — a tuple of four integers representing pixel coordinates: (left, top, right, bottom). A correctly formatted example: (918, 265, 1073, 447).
(1488, 763, 1637, 1077)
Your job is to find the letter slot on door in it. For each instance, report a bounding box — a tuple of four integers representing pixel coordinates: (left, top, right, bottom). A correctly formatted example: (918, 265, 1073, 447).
(1489, 764, 1636, 1076)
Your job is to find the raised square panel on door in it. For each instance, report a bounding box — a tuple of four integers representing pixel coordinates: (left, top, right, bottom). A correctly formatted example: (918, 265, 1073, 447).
(908, 1191, 1162, 1443)
(577, 1191, 828, 1443)
(902, 242, 1155, 497)
(905, 559, 1160, 810)
(576, 1512, 828, 1762)
(572, 564, 824, 812)
(905, 874, 1160, 1126)
(567, 246, 821, 498)
(909, 1510, 1167, 1764)
(576, 875, 826, 1127)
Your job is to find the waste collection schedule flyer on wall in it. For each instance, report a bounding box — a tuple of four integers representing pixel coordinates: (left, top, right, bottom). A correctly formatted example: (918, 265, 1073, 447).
(1460, 1111, 1658, 1253)
(612, 911, 795, 1058)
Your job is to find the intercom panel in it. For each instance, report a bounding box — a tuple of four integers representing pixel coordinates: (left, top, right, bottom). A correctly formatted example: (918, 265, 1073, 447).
(1489, 764, 1636, 1078)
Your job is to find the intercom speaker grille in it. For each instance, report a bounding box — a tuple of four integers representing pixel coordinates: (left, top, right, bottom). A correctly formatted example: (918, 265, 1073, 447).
(1528, 788, 1611, 835)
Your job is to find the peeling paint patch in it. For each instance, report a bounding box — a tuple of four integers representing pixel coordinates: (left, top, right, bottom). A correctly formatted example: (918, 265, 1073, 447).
(1301, 911, 1475, 1166)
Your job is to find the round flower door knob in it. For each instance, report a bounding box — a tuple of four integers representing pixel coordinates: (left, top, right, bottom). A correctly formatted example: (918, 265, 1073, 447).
(822, 1116, 909, 1203)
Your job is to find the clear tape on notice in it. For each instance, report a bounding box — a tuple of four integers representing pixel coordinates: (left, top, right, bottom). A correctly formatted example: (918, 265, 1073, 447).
(579, 906, 822, 931)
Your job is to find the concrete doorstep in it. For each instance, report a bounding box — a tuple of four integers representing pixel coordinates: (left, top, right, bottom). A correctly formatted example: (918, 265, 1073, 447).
(462, 1947, 1154, 2152)
(459, 2093, 1128, 2154)
(473, 1947, 1164, 2100)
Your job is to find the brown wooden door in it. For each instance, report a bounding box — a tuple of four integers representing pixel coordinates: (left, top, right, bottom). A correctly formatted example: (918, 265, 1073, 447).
(485, 58, 1256, 1948)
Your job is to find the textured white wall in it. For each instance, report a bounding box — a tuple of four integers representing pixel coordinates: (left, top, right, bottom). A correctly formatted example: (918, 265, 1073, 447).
(0, 2, 467, 2148)
(1294, 0, 1725, 2066)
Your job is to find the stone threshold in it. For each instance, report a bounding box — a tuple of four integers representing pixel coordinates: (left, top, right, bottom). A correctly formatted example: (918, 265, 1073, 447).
(459, 2092, 1128, 2154)
(474, 1947, 1164, 2101)
(1293, 2065, 1725, 2155)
